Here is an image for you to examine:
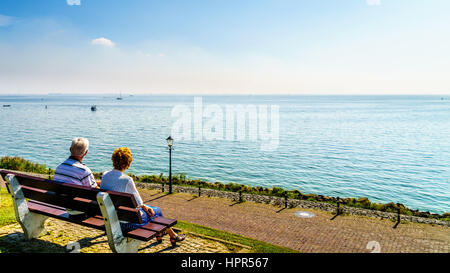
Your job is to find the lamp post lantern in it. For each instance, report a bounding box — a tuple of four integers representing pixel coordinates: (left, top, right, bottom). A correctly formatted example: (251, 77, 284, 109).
(166, 136, 174, 194)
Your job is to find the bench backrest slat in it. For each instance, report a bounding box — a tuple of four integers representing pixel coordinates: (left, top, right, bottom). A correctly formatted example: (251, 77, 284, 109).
(19, 175, 137, 208)
(1, 170, 137, 207)
(0, 170, 142, 223)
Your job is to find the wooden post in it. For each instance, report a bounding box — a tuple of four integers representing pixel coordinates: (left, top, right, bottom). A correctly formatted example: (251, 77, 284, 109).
(393, 203, 401, 229)
(337, 197, 340, 215)
(284, 192, 288, 208)
(330, 197, 341, 220)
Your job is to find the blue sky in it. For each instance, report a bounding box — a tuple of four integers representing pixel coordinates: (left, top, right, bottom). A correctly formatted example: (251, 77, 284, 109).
(0, 0, 449, 94)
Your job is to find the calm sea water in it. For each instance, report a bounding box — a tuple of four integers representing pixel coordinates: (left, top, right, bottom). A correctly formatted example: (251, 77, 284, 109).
(0, 94, 449, 214)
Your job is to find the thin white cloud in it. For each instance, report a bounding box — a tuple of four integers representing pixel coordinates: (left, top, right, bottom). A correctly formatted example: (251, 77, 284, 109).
(91, 37, 115, 47)
(66, 0, 81, 6)
(0, 14, 14, 27)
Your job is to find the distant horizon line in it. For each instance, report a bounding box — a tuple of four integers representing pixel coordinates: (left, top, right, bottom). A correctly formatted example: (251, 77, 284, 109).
(0, 92, 449, 97)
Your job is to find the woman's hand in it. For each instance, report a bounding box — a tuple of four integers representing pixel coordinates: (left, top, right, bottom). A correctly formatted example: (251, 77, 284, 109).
(142, 205, 155, 218)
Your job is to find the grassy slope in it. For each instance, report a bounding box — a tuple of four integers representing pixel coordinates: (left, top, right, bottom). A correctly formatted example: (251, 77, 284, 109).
(0, 187, 16, 227)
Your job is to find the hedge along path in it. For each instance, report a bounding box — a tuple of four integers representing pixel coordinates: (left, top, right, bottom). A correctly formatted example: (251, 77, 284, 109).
(137, 188, 450, 253)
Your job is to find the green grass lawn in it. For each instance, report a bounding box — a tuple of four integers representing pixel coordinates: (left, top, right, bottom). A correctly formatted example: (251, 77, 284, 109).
(0, 187, 296, 253)
(0, 187, 16, 227)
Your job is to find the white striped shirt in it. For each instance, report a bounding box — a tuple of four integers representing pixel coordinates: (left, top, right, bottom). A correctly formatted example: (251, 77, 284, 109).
(54, 157, 97, 188)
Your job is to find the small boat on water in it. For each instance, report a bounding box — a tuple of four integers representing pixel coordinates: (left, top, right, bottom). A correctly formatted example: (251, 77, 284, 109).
(3, 105, 11, 107)
(91, 105, 97, 111)
(116, 92, 123, 100)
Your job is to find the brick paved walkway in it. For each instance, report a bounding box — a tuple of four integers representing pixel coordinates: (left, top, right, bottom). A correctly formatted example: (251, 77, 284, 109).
(139, 189, 450, 253)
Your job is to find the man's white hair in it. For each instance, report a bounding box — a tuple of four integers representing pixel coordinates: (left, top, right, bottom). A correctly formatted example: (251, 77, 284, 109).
(70, 137, 89, 156)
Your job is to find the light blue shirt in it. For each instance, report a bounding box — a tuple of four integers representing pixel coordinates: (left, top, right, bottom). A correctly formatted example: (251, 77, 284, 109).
(100, 169, 144, 207)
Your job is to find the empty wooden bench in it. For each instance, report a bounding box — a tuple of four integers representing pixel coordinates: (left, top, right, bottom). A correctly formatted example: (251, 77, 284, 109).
(0, 169, 178, 253)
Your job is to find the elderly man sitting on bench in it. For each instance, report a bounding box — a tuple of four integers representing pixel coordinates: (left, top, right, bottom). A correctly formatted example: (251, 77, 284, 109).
(54, 137, 98, 217)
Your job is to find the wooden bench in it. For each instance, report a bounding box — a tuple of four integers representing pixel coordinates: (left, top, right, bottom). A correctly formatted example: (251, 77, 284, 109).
(0, 169, 178, 253)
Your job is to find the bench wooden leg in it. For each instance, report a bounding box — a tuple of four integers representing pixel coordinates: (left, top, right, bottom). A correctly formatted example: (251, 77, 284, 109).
(96, 192, 142, 253)
(5, 174, 48, 240)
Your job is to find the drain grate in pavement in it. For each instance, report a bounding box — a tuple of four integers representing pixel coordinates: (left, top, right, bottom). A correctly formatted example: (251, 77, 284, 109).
(294, 211, 316, 218)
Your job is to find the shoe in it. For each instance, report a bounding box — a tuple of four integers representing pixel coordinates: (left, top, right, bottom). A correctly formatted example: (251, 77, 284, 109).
(170, 234, 186, 246)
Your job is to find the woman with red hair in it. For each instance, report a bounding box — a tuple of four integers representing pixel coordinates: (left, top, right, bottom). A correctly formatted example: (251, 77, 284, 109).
(100, 147, 185, 244)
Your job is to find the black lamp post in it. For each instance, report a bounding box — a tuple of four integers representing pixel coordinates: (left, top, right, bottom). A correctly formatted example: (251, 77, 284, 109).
(166, 136, 174, 194)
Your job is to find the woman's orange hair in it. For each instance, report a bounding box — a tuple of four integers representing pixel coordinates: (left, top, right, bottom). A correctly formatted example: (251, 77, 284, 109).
(112, 147, 133, 171)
